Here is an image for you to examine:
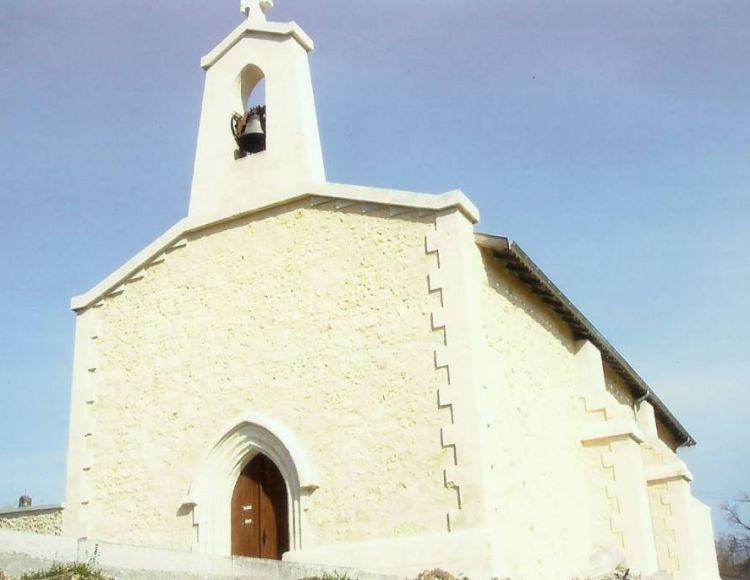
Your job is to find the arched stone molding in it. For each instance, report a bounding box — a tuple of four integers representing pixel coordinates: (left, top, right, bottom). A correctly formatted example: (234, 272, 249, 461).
(185, 412, 319, 555)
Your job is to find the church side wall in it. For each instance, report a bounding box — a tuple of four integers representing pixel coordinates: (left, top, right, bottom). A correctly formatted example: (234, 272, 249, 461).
(66, 200, 457, 552)
(477, 250, 652, 579)
(478, 250, 593, 579)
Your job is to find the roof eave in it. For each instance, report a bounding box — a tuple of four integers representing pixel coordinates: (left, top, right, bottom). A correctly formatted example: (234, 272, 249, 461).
(475, 232, 695, 448)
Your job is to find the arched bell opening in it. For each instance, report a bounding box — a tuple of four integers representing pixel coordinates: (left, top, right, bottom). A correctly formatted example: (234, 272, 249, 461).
(231, 453, 289, 559)
(246, 76, 266, 111)
(232, 64, 267, 158)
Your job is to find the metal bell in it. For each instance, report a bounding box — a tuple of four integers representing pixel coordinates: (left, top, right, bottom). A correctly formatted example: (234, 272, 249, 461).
(234, 107, 266, 155)
(243, 112, 264, 137)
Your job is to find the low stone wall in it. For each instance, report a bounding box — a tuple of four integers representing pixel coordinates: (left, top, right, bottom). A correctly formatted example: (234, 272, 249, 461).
(0, 529, 403, 580)
(0, 506, 63, 536)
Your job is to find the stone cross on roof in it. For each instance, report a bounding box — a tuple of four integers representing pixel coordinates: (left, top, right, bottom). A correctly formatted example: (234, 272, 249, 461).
(241, 0, 274, 22)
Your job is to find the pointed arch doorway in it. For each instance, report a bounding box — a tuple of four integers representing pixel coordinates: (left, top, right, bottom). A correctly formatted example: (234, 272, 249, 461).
(185, 413, 319, 557)
(231, 453, 289, 559)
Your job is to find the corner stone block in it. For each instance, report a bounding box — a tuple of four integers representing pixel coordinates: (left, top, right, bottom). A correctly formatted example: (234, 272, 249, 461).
(647, 466, 718, 579)
(434, 346, 452, 373)
(575, 340, 613, 421)
(438, 384, 458, 408)
(636, 401, 658, 440)
(441, 423, 459, 448)
(428, 270, 446, 293)
(608, 436, 658, 575)
(576, 340, 607, 394)
(582, 429, 658, 575)
(425, 231, 441, 254)
(431, 309, 447, 331)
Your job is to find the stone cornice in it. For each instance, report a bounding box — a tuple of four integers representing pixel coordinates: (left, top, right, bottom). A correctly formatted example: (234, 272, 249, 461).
(581, 419, 646, 445)
(646, 462, 694, 484)
(201, 20, 314, 69)
(0, 504, 64, 516)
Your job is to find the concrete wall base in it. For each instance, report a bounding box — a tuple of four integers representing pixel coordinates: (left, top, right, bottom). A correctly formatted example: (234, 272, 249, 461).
(285, 528, 495, 578)
(0, 530, 402, 580)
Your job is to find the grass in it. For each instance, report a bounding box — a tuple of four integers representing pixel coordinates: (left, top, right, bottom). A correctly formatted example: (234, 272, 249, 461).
(18, 563, 112, 580)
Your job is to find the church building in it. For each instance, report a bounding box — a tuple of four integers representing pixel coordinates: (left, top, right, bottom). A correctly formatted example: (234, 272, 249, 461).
(64, 2, 720, 578)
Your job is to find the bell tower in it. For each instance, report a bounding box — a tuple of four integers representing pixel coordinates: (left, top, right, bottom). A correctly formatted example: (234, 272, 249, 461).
(188, 0, 326, 220)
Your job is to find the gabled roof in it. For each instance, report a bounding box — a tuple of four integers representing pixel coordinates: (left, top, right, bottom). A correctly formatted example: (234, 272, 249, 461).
(71, 182, 479, 312)
(475, 233, 695, 448)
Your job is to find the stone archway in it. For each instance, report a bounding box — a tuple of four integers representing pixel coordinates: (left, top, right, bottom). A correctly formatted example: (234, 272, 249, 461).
(185, 413, 319, 555)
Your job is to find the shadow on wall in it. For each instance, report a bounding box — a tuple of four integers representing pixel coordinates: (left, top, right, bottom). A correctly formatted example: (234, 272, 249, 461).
(480, 248, 576, 355)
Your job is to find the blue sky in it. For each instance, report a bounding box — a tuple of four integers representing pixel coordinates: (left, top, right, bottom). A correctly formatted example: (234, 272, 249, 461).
(1, 0, 748, 535)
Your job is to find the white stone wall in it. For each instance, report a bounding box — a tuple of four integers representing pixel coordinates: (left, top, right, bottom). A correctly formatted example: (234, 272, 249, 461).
(66, 200, 457, 552)
(478, 250, 599, 578)
(63, 196, 718, 577)
(0, 529, 400, 580)
(476, 248, 720, 579)
(0, 507, 63, 536)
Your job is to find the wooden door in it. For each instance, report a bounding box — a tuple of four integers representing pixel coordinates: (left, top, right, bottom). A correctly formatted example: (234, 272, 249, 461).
(231, 454, 289, 559)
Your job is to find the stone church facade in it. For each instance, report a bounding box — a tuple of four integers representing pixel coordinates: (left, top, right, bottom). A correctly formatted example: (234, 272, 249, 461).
(63, 3, 720, 578)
